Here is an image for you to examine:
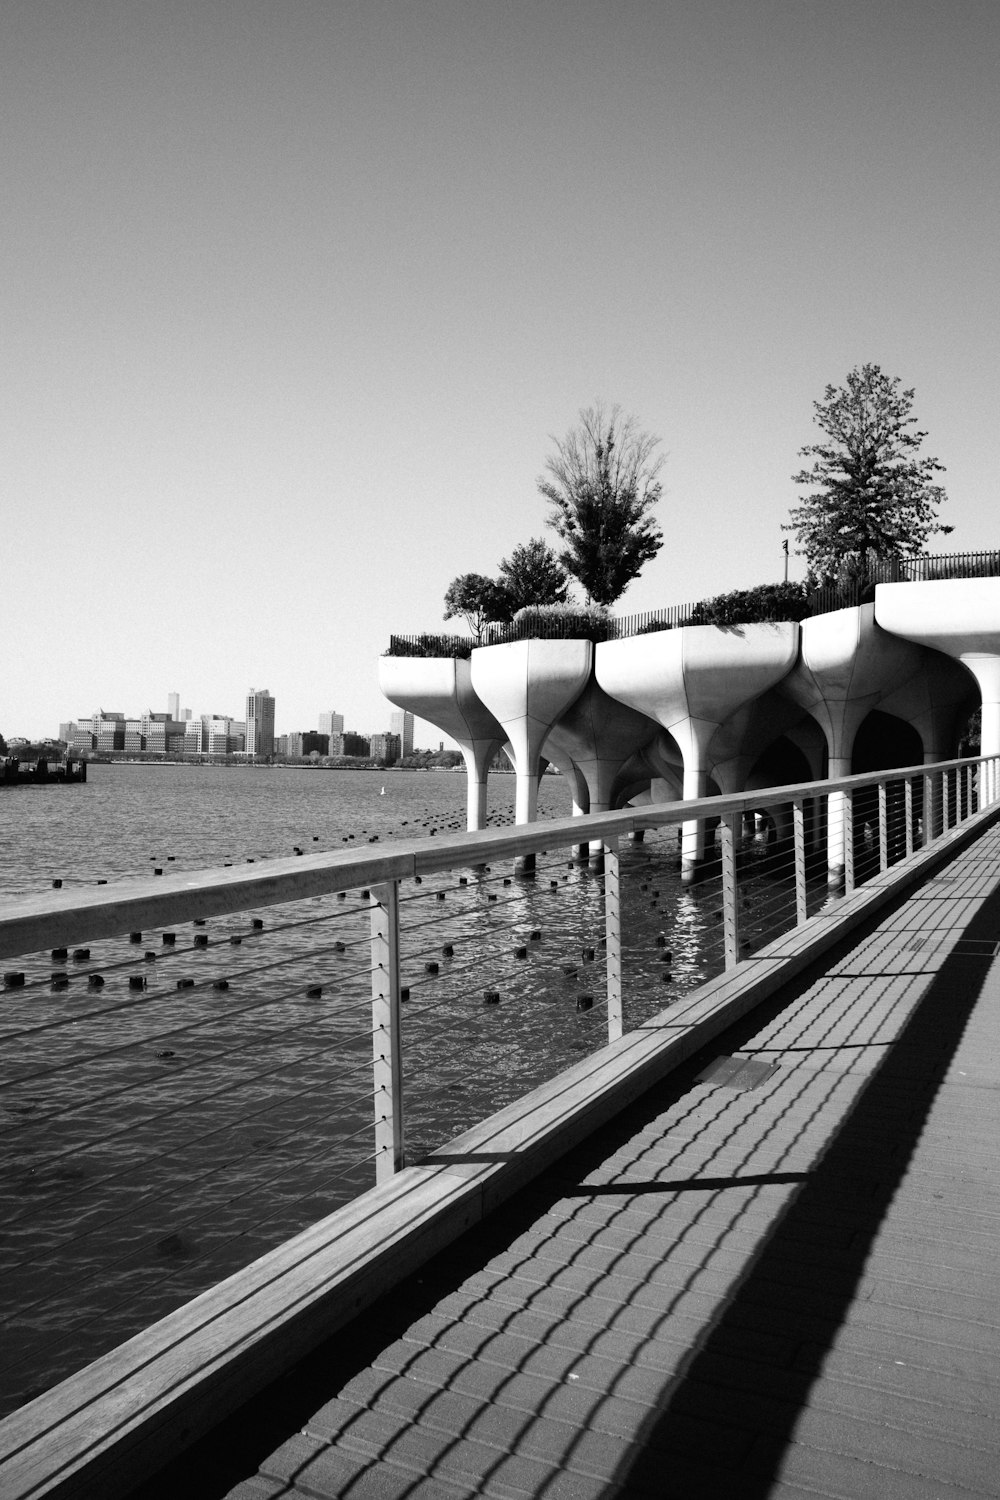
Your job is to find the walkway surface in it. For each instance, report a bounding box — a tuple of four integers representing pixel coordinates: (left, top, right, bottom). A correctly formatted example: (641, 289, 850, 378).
(133, 824, 1000, 1500)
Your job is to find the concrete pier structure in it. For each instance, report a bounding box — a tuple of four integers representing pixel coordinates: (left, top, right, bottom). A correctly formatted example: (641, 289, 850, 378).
(877, 579, 1000, 805)
(377, 656, 505, 831)
(380, 578, 1000, 878)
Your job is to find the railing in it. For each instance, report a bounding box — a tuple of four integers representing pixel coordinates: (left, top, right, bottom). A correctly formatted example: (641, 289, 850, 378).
(808, 548, 1000, 614)
(0, 754, 997, 1419)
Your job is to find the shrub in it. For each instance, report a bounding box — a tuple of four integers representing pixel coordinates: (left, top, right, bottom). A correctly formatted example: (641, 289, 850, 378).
(385, 634, 473, 659)
(686, 581, 811, 626)
(494, 602, 614, 643)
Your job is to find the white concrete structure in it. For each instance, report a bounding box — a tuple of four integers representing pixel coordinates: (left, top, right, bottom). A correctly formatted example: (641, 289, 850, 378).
(596, 623, 799, 876)
(470, 640, 593, 827)
(876, 579, 1000, 803)
(377, 657, 505, 830)
(379, 577, 1000, 874)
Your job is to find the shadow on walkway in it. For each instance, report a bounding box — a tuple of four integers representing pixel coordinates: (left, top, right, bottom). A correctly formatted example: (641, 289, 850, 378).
(612, 883, 1000, 1495)
(128, 876, 1000, 1498)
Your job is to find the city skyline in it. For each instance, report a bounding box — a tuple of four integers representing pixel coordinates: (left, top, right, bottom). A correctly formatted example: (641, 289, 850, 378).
(3, 2, 998, 742)
(54, 693, 416, 751)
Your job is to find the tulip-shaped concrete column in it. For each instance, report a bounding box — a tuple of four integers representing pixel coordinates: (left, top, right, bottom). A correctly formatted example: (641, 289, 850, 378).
(777, 604, 929, 883)
(378, 655, 504, 830)
(470, 640, 593, 827)
(877, 579, 1000, 804)
(596, 624, 799, 879)
(543, 679, 659, 851)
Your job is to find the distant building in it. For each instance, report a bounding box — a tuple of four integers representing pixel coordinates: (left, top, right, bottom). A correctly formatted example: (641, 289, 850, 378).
(389, 710, 414, 757)
(94, 711, 125, 752)
(141, 712, 185, 754)
(286, 731, 329, 758)
(246, 688, 275, 758)
(167, 692, 180, 721)
(369, 732, 401, 765)
(318, 710, 344, 738)
(201, 716, 235, 755)
(274, 734, 288, 756)
(329, 731, 369, 757)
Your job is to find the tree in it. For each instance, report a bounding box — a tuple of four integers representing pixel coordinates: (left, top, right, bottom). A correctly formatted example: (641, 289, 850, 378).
(538, 403, 664, 606)
(496, 538, 569, 614)
(443, 572, 510, 640)
(785, 364, 950, 584)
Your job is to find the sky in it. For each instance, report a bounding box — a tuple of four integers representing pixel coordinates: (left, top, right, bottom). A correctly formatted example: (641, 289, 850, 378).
(2, 0, 998, 745)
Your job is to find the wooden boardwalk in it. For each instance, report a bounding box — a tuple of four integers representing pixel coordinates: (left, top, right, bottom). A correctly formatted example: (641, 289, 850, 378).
(132, 826, 1000, 1500)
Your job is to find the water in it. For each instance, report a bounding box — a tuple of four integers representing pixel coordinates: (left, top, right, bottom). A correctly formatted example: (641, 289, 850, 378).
(0, 762, 567, 896)
(0, 764, 754, 1414)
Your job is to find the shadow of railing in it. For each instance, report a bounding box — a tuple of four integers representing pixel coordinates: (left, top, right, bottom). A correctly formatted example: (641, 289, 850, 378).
(611, 878, 1000, 1492)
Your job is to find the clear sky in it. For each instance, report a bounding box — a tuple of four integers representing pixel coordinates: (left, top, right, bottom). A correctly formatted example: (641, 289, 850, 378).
(3, 0, 997, 745)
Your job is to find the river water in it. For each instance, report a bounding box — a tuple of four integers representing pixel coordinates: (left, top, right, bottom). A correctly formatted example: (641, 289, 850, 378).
(1, 764, 755, 1414)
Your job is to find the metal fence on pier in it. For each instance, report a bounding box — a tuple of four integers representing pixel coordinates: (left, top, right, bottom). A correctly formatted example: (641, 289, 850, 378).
(0, 753, 996, 1419)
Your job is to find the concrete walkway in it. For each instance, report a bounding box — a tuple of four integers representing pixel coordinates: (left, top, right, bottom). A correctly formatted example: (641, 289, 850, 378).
(134, 825, 1000, 1500)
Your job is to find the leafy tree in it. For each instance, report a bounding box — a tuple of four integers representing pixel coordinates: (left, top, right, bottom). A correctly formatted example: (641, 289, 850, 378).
(443, 572, 510, 641)
(785, 364, 950, 584)
(496, 538, 569, 613)
(538, 403, 664, 606)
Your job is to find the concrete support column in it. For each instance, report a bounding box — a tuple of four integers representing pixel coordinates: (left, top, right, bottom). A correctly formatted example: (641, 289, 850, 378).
(967, 658, 1000, 805)
(459, 744, 493, 831)
(982, 696, 1000, 804)
(826, 755, 852, 890)
(378, 656, 504, 834)
(471, 639, 593, 873)
(678, 719, 717, 883)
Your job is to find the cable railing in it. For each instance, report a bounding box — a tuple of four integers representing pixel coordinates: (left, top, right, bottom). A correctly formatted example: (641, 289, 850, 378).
(0, 752, 997, 1419)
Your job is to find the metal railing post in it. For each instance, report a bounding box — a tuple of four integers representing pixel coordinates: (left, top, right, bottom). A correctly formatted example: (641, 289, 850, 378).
(843, 790, 855, 895)
(905, 775, 914, 857)
(720, 814, 740, 968)
(370, 881, 404, 1181)
(604, 836, 623, 1041)
(793, 799, 807, 926)
(878, 780, 888, 872)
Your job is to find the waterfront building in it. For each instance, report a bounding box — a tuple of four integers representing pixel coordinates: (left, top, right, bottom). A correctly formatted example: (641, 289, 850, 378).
(287, 731, 330, 758)
(205, 716, 238, 756)
(318, 710, 344, 738)
(369, 732, 401, 765)
(389, 710, 414, 756)
(329, 731, 370, 757)
(141, 711, 188, 754)
(246, 689, 275, 758)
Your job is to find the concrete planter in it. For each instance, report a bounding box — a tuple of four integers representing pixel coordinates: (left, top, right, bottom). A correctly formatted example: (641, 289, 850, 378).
(470, 639, 593, 827)
(596, 622, 800, 877)
(877, 579, 1000, 803)
(377, 656, 504, 829)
